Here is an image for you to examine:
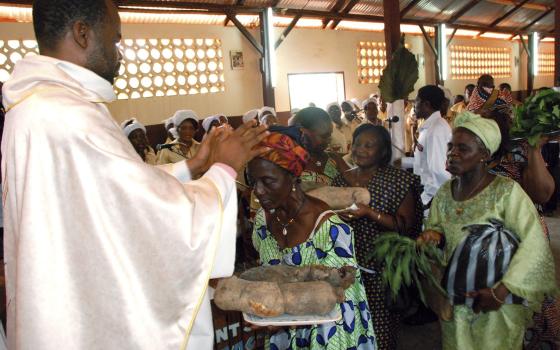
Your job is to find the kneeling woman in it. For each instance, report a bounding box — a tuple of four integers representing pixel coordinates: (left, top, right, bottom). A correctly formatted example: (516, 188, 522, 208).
(248, 132, 377, 349)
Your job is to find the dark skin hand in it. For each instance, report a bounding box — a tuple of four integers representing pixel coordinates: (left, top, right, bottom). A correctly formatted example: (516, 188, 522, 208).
(187, 120, 269, 177)
(337, 129, 417, 235)
(466, 283, 509, 314)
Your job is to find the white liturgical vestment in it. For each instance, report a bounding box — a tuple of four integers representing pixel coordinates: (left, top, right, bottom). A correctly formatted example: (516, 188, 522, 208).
(1, 55, 237, 349)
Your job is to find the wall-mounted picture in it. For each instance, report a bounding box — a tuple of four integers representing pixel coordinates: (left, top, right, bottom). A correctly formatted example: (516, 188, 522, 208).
(230, 50, 244, 70)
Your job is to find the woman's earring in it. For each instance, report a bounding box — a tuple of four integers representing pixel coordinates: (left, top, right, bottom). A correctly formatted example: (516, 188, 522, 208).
(292, 185, 296, 192)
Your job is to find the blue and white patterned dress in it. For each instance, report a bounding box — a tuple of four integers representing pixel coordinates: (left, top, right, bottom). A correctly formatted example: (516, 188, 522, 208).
(252, 209, 377, 350)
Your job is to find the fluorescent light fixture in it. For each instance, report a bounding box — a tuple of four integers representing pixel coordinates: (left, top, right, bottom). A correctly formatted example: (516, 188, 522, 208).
(531, 32, 539, 76)
(438, 23, 448, 80)
(266, 7, 277, 88)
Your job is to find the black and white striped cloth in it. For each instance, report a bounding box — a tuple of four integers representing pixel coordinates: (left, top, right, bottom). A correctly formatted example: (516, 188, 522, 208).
(442, 219, 526, 307)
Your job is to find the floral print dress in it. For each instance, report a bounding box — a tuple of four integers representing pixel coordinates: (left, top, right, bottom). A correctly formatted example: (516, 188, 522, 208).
(252, 210, 377, 350)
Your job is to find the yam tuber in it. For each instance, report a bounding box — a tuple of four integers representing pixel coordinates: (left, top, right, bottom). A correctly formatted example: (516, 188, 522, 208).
(215, 265, 357, 317)
(239, 265, 356, 289)
(214, 276, 285, 317)
(306, 186, 370, 209)
(280, 281, 344, 315)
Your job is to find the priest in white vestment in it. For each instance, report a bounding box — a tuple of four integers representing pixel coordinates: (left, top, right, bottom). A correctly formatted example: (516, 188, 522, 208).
(0, 1, 268, 348)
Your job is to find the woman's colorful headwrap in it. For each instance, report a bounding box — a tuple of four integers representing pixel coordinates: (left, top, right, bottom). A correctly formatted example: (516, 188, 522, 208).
(259, 132, 309, 177)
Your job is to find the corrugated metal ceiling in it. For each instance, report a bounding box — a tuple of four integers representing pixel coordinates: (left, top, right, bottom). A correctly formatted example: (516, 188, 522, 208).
(0, 0, 556, 34)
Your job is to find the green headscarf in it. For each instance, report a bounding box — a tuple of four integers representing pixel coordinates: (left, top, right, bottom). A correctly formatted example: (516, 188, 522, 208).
(453, 111, 501, 155)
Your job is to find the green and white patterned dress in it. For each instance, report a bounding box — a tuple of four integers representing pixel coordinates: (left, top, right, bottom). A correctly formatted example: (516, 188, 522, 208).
(300, 157, 340, 186)
(252, 209, 377, 350)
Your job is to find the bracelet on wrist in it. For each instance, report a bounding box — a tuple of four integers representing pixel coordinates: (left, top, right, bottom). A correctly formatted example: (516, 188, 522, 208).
(490, 288, 505, 304)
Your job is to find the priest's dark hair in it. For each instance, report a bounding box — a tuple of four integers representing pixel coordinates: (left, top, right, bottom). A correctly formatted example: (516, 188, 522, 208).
(33, 0, 110, 51)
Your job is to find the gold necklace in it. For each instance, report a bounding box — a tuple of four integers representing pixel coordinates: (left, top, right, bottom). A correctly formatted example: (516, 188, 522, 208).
(454, 174, 488, 215)
(275, 198, 306, 236)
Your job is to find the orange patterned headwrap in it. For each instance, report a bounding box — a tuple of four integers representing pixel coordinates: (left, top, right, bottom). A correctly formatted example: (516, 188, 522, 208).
(259, 132, 309, 177)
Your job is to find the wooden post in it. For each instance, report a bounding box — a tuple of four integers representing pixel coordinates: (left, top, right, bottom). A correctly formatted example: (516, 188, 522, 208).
(555, 2, 559, 86)
(383, 0, 401, 58)
(260, 10, 276, 108)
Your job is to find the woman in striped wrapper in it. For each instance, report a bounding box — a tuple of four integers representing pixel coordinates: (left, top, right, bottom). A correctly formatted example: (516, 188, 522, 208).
(418, 112, 557, 350)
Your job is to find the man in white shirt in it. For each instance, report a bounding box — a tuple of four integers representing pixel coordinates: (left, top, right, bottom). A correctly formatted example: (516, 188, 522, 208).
(413, 85, 452, 207)
(1, 0, 268, 349)
(326, 102, 349, 153)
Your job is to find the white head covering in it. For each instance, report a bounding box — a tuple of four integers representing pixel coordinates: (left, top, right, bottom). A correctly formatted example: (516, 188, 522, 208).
(341, 100, 354, 110)
(172, 110, 198, 130)
(169, 127, 178, 139)
(164, 117, 174, 130)
(121, 118, 146, 137)
(350, 98, 361, 109)
(326, 102, 339, 111)
(362, 98, 377, 109)
(202, 115, 220, 132)
(242, 109, 260, 123)
(258, 106, 276, 123)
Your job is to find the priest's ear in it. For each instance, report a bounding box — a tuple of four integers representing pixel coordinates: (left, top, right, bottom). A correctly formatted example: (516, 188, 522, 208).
(71, 20, 93, 50)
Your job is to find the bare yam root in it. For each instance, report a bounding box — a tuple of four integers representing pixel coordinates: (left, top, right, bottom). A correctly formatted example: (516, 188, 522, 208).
(280, 281, 343, 315)
(239, 265, 356, 288)
(214, 276, 284, 317)
(306, 186, 370, 209)
(215, 265, 356, 317)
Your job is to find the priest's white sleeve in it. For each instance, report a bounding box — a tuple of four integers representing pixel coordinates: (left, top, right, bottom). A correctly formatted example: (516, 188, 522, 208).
(156, 160, 192, 183)
(185, 164, 237, 350)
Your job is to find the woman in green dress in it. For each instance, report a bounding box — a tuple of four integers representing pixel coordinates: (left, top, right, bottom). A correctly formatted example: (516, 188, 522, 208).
(248, 132, 377, 349)
(418, 112, 557, 350)
(292, 107, 349, 186)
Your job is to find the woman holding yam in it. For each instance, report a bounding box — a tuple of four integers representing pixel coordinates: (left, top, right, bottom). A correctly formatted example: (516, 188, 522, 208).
(333, 124, 424, 350)
(418, 112, 556, 350)
(247, 132, 377, 349)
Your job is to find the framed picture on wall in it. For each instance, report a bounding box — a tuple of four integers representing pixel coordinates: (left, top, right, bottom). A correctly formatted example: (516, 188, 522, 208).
(230, 50, 244, 70)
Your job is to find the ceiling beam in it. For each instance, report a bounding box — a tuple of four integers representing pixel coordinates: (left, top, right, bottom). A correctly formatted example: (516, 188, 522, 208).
(419, 24, 437, 57)
(322, 0, 346, 28)
(275, 13, 301, 49)
(448, 0, 483, 23)
(277, 7, 553, 36)
(0, 0, 554, 38)
(446, 27, 458, 47)
(486, 0, 550, 11)
(400, 0, 422, 18)
(521, 7, 554, 31)
(115, 0, 263, 13)
(329, 0, 360, 29)
(490, 0, 530, 27)
(226, 12, 263, 55)
(477, 0, 531, 36)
